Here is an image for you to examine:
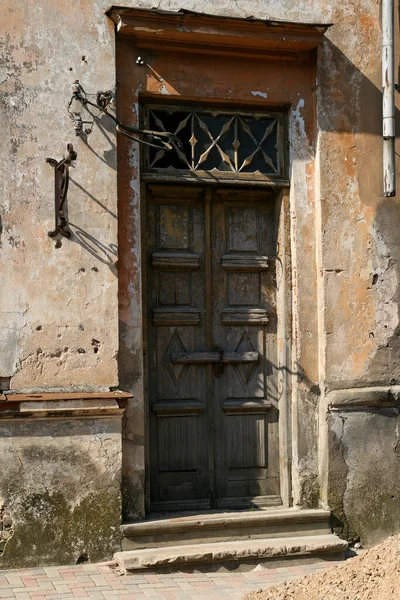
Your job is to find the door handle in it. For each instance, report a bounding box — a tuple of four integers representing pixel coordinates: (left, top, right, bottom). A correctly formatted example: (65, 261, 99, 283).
(213, 344, 224, 378)
(171, 347, 259, 379)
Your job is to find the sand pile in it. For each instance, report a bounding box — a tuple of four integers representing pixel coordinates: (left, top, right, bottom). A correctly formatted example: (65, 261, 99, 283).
(244, 535, 400, 600)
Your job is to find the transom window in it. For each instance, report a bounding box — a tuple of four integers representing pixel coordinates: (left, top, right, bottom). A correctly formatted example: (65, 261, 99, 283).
(142, 106, 286, 182)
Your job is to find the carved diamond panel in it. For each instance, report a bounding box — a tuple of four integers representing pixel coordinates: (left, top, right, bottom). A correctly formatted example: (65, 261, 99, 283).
(163, 331, 189, 386)
(233, 332, 258, 386)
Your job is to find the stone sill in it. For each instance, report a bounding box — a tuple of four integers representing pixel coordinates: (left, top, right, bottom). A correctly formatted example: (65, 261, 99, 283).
(327, 385, 400, 410)
(0, 391, 132, 420)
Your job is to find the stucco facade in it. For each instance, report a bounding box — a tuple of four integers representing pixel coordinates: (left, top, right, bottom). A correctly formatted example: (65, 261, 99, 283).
(0, 0, 400, 567)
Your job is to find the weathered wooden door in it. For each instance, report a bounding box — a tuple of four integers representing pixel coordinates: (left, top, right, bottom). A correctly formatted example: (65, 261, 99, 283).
(146, 184, 281, 512)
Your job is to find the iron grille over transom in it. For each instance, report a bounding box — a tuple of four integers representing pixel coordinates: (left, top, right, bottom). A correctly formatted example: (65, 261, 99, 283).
(143, 106, 286, 182)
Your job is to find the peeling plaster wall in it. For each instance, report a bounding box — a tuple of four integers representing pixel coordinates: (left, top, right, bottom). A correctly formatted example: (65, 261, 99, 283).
(1, 0, 400, 553)
(0, 1, 119, 392)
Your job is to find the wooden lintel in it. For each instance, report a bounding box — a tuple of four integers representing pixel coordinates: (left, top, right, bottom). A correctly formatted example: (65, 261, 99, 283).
(143, 174, 290, 188)
(107, 7, 331, 56)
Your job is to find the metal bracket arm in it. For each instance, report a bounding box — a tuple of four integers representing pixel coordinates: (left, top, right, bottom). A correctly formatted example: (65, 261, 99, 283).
(69, 80, 181, 151)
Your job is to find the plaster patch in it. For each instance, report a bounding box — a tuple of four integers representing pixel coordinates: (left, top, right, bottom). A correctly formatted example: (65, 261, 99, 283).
(0, 69, 8, 84)
(292, 99, 307, 140)
(160, 83, 169, 95)
(134, 27, 164, 34)
(368, 215, 399, 351)
(290, 98, 314, 163)
(251, 90, 268, 98)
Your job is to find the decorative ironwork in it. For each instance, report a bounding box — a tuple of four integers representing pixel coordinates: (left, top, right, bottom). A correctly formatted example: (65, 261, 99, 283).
(144, 106, 285, 180)
(46, 143, 77, 240)
(68, 80, 179, 150)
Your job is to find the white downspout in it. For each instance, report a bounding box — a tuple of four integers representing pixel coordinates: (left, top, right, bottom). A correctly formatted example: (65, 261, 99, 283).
(383, 0, 396, 197)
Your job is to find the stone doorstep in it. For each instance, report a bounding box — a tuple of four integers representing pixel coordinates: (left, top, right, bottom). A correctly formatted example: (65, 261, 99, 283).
(121, 508, 334, 551)
(122, 508, 331, 537)
(114, 534, 348, 570)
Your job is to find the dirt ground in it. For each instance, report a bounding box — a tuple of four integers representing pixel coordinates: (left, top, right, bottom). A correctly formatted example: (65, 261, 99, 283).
(244, 535, 400, 600)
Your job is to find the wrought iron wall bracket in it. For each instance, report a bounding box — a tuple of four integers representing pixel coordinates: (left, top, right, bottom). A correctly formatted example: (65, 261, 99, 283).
(68, 80, 180, 150)
(46, 143, 77, 240)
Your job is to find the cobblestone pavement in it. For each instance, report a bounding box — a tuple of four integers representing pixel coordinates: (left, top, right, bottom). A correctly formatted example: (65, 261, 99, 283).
(0, 560, 338, 600)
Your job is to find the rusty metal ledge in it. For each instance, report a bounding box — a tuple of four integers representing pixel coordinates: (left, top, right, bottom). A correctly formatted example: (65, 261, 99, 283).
(0, 390, 132, 421)
(3, 391, 132, 402)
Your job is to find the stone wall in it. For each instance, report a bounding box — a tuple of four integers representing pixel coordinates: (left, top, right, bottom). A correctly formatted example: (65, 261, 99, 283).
(0, 400, 123, 568)
(327, 388, 400, 547)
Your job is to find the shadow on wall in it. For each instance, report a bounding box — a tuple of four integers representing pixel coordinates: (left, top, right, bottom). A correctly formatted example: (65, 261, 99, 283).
(77, 108, 118, 171)
(69, 177, 117, 220)
(54, 111, 118, 270)
(69, 222, 118, 276)
(318, 39, 384, 136)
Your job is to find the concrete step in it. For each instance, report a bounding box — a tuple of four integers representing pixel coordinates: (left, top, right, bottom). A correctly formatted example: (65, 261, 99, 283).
(121, 508, 332, 550)
(115, 533, 348, 571)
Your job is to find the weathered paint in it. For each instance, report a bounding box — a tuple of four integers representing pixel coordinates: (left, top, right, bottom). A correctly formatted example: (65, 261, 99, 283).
(1, 0, 400, 561)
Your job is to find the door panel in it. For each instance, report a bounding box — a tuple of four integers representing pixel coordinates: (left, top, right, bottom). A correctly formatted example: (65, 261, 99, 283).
(146, 184, 281, 511)
(211, 189, 280, 508)
(147, 186, 210, 511)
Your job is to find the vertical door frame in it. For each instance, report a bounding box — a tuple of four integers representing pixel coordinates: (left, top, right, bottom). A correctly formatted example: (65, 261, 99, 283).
(276, 188, 292, 508)
(141, 179, 292, 511)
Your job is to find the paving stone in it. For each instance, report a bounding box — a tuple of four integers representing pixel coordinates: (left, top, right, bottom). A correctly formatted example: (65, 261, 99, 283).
(0, 558, 342, 600)
(38, 583, 55, 591)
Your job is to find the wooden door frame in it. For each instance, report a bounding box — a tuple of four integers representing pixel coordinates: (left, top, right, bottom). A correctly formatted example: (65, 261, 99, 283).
(141, 180, 292, 512)
(114, 8, 325, 519)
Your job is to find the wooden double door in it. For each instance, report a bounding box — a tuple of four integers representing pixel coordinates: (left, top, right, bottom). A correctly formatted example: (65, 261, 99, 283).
(146, 184, 281, 512)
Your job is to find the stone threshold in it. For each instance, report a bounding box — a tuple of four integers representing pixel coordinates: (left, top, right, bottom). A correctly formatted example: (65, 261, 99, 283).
(0, 390, 132, 420)
(122, 507, 331, 536)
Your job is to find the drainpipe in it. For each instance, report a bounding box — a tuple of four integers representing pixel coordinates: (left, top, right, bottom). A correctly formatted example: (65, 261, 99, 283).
(382, 0, 396, 197)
